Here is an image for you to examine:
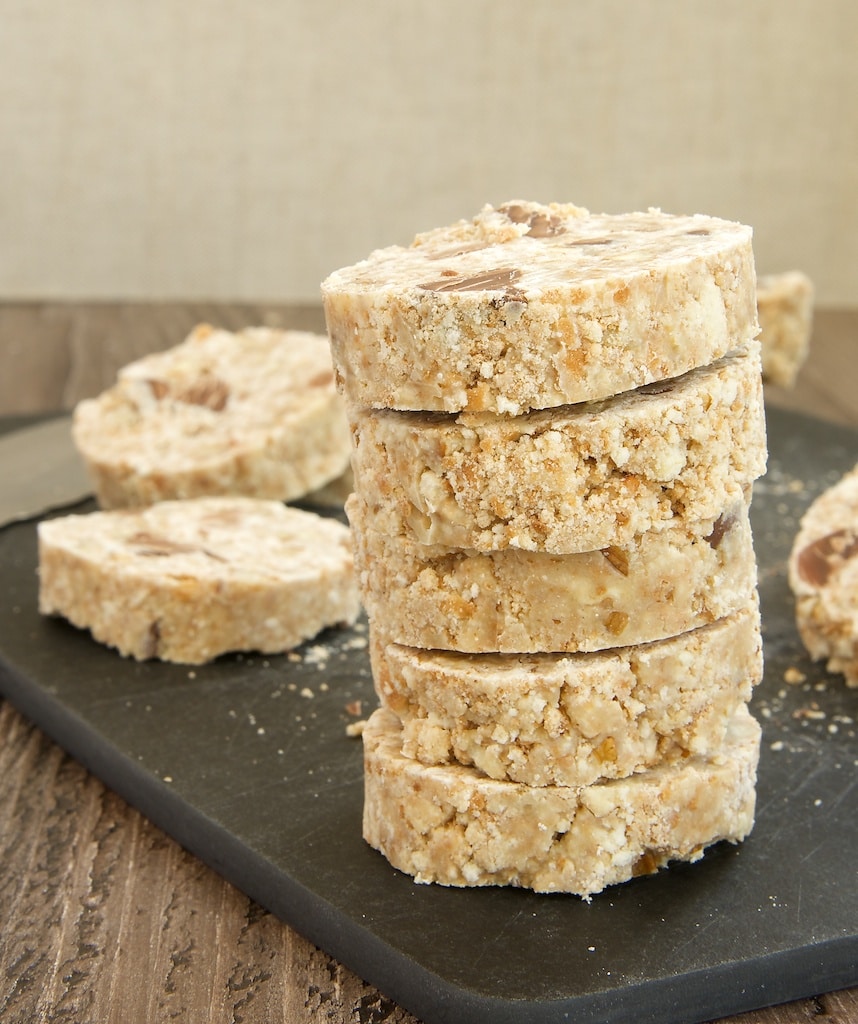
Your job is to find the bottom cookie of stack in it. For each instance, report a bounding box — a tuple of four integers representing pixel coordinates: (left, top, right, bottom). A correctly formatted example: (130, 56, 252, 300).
(362, 705, 760, 898)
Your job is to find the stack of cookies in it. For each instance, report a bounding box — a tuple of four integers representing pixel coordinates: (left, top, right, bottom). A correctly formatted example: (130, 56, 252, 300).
(322, 200, 767, 897)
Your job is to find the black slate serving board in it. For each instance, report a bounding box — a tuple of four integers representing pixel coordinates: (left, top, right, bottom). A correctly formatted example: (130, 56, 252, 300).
(1, 406, 857, 1024)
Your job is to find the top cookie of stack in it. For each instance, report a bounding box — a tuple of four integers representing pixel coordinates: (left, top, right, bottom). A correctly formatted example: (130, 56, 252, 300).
(323, 200, 758, 415)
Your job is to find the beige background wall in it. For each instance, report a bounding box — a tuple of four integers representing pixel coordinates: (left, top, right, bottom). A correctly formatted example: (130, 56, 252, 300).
(1, 0, 856, 306)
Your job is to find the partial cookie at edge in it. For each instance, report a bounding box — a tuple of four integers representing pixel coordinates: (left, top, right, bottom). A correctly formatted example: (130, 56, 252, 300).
(788, 463, 858, 686)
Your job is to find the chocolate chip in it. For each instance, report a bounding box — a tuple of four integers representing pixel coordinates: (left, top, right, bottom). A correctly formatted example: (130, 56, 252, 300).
(499, 203, 566, 237)
(706, 512, 737, 550)
(308, 370, 334, 388)
(686, 228, 711, 236)
(489, 289, 527, 308)
(143, 620, 161, 659)
(526, 212, 565, 237)
(566, 237, 615, 247)
(419, 267, 523, 293)
(147, 375, 230, 411)
(129, 531, 227, 561)
(639, 380, 676, 396)
(130, 531, 189, 556)
(176, 375, 230, 411)
(797, 529, 858, 586)
(425, 242, 490, 260)
(500, 204, 531, 225)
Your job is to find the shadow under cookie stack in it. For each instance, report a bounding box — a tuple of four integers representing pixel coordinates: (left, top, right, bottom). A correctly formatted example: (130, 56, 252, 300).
(322, 200, 767, 898)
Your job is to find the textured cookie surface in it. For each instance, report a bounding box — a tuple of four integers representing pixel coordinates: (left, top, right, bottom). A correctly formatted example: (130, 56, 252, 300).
(323, 200, 758, 414)
(73, 324, 351, 508)
(350, 344, 766, 553)
(349, 493, 758, 653)
(38, 497, 360, 664)
(362, 706, 760, 896)
(757, 271, 814, 388)
(788, 464, 858, 686)
(370, 601, 762, 787)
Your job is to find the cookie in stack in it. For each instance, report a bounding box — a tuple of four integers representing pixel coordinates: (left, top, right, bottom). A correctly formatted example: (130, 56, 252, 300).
(322, 200, 767, 897)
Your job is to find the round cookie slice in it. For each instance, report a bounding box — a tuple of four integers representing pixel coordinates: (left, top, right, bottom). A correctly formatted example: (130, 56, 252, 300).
(788, 463, 858, 686)
(348, 493, 758, 653)
(73, 324, 351, 508)
(362, 706, 760, 897)
(350, 344, 766, 554)
(38, 497, 360, 664)
(323, 200, 758, 414)
(370, 600, 762, 788)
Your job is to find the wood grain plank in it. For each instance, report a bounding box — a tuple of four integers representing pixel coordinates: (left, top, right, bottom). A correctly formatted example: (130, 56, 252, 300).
(0, 303, 73, 415)
(0, 701, 422, 1024)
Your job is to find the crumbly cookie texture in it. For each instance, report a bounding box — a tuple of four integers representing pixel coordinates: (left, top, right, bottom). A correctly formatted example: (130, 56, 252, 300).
(73, 323, 351, 508)
(362, 706, 760, 896)
(788, 464, 858, 686)
(323, 200, 759, 415)
(370, 600, 762, 788)
(38, 497, 360, 665)
(757, 271, 814, 388)
(348, 493, 757, 653)
(349, 344, 766, 554)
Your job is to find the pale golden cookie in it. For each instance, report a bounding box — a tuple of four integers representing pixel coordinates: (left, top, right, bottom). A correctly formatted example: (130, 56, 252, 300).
(38, 497, 360, 664)
(323, 200, 758, 414)
(73, 324, 351, 508)
(349, 344, 765, 554)
(348, 493, 757, 652)
(788, 464, 858, 686)
(370, 600, 762, 787)
(362, 706, 760, 896)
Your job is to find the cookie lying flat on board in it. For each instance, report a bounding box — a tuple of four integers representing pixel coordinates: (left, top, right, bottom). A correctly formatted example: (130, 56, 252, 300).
(788, 464, 858, 686)
(362, 706, 760, 897)
(323, 200, 758, 414)
(349, 343, 766, 554)
(370, 600, 762, 788)
(73, 324, 351, 509)
(38, 497, 360, 665)
(757, 271, 814, 389)
(348, 493, 758, 653)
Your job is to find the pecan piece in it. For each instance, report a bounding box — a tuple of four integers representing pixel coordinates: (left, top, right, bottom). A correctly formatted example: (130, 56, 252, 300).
(605, 611, 630, 636)
(706, 511, 737, 550)
(175, 374, 230, 411)
(601, 546, 630, 576)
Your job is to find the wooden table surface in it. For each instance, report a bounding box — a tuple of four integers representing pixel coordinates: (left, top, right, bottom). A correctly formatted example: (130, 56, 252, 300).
(0, 301, 856, 1024)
